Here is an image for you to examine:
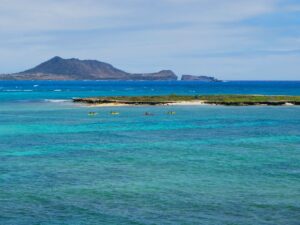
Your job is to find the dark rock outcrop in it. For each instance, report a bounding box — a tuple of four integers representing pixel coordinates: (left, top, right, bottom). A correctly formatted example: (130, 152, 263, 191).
(181, 75, 220, 82)
(0, 56, 178, 81)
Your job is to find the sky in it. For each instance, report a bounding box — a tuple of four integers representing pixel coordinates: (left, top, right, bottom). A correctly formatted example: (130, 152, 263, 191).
(0, 0, 299, 80)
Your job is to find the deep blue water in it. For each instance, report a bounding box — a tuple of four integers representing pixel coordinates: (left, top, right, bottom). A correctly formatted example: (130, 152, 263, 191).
(0, 81, 300, 225)
(1, 81, 300, 102)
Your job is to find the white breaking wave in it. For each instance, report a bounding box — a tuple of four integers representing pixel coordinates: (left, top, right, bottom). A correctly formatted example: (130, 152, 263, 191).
(44, 99, 70, 103)
(4, 89, 33, 92)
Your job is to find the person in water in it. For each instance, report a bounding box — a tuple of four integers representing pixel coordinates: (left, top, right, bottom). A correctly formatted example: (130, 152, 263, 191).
(144, 112, 154, 116)
(167, 111, 176, 115)
(88, 112, 97, 116)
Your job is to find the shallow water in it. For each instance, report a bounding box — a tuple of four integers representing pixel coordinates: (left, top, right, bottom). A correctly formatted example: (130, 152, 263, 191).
(1, 81, 300, 224)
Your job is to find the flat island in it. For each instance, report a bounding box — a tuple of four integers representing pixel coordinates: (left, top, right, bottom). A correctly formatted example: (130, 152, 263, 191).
(73, 95, 300, 106)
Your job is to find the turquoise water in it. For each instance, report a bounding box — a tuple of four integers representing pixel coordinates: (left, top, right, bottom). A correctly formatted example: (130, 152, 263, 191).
(1, 81, 300, 224)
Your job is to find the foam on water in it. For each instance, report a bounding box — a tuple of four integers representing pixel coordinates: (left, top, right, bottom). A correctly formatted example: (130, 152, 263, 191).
(44, 99, 70, 103)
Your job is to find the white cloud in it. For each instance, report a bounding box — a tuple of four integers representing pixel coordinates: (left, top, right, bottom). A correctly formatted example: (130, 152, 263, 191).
(0, 0, 277, 31)
(0, 0, 127, 31)
(0, 0, 299, 79)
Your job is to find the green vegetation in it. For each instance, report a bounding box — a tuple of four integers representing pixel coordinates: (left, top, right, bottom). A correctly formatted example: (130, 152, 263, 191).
(74, 94, 300, 106)
(197, 95, 300, 103)
(89, 94, 196, 102)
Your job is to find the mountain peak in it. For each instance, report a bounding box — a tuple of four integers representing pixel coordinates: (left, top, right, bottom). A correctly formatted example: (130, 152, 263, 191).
(50, 56, 63, 61)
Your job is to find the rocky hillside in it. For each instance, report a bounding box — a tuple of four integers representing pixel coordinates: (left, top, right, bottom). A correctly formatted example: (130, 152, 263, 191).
(0, 56, 178, 81)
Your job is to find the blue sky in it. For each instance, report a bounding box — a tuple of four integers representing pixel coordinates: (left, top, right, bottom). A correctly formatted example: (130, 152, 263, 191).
(0, 0, 299, 80)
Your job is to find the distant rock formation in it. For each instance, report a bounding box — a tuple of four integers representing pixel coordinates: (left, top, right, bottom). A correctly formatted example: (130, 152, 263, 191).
(181, 75, 221, 82)
(0, 56, 178, 81)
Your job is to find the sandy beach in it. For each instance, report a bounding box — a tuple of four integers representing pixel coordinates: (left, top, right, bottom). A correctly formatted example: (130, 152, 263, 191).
(81, 100, 207, 107)
(167, 100, 206, 106)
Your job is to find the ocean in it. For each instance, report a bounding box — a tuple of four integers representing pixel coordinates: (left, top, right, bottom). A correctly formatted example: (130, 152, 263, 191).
(1, 81, 300, 225)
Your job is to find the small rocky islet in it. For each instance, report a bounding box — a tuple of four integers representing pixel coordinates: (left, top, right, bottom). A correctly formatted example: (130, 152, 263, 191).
(181, 75, 221, 82)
